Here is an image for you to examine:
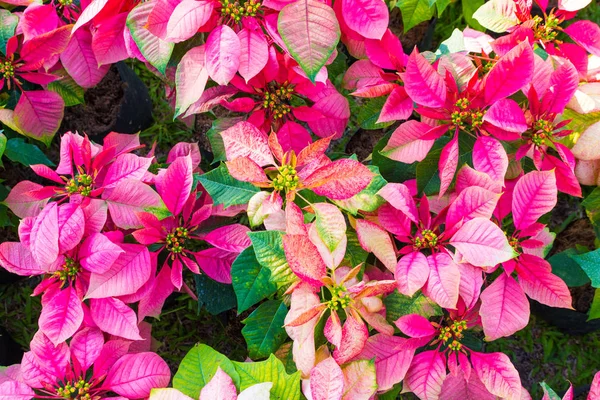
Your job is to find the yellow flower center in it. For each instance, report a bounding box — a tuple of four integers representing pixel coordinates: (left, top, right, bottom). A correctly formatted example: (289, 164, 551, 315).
(53, 258, 80, 282)
(56, 378, 91, 400)
(166, 227, 189, 254)
(65, 174, 93, 196)
(272, 164, 299, 192)
(327, 285, 351, 311)
(438, 320, 468, 351)
(1, 61, 14, 79)
(263, 81, 294, 120)
(533, 14, 560, 42)
(220, 0, 260, 21)
(413, 229, 439, 250)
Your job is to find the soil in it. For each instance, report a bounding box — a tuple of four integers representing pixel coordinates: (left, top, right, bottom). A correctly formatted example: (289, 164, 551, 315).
(346, 128, 387, 161)
(60, 66, 124, 139)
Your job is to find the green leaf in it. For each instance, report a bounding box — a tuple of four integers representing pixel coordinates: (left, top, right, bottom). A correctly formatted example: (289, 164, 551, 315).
(232, 247, 277, 313)
(548, 250, 590, 287)
(0, 133, 6, 167)
(378, 383, 402, 400)
(540, 382, 561, 400)
(242, 300, 288, 359)
(582, 187, 600, 226)
(342, 232, 369, 268)
(570, 249, 600, 288)
(372, 133, 417, 183)
(198, 164, 259, 208)
(435, 0, 451, 15)
(396, 0, 434, 32)
(278, 0, 340, 82)
(143, 206, 172, 220)
(207, 117, 244, 164)
(588, 289, 600, 321)
(248, 231, 297, 292)
(4, 138, 54, 167)
(563, 110, 600, 141)
(233, 354, 302, 400)
(416, 146, 442, 196)
(462, 0, 485, 31)
(195, 274, 237, 315)
(357, 97, 395, 130)
(47, 75, 85, 107)
(0, 10, 17, 56)
(174, 343, 240, 398)
(384, 290, 442, 323)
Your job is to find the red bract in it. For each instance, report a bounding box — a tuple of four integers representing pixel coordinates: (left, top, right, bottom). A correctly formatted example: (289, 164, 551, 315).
(0, 329, 169, 399)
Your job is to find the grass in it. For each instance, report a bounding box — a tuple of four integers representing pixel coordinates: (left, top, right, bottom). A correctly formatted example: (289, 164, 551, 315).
(487, 315, 600, 399)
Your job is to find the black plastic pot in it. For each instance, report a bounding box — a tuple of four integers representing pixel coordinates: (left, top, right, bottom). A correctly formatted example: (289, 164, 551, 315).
(530, 299, 600, 335)
(60, 61, 153, 142)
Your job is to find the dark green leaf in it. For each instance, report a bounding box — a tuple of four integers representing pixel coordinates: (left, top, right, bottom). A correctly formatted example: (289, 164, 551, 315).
(4, 138, 54, 167)
(47, 76, 85, 107)
(548, 250, 590, 287)
(372, 133, 417, 183)
(198, 164, 259, 208)
(195, 274, 236, 315)
(206, 117, 244, 164)
(357, 97, 395, 130)
(242, 300, 288, 359)
(571, 249, 600, 288)
(342, 232, 369, 268)
(384, 290, 442, 323)
(416, 146, 442, 196)
(232, 247, 277, 313)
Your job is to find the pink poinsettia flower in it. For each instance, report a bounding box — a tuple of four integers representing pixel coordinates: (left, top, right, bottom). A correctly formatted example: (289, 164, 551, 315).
(362, 181, 515, 309)
(382, 42, 534, 195)
(133, 154, 251, 293)
(285, 270, 397, 371)
(0, 201, 152, 344)
(475, 170, 573, 341)
(221, 121, 373, 205)
(478, 0, 600, 75)
(4, 131, 161, 229)
(396, 305, 525, 400)
(515, 57, 582, 196)
(178, 50, 350, 138)
(0, 328, 170, 399)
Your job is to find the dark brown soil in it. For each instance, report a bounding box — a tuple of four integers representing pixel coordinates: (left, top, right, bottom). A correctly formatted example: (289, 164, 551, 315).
(346, 129, 386, 161)
(571, 283, 596, 313)
(388, 7, 432, 53)
(193, 113, 213, 154)
(60, 66, 124, 139)
(552, 218, 596, 254)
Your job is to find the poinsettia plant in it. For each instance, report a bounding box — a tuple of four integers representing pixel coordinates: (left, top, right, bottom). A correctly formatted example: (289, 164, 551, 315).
(2, 0, 600, 399)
